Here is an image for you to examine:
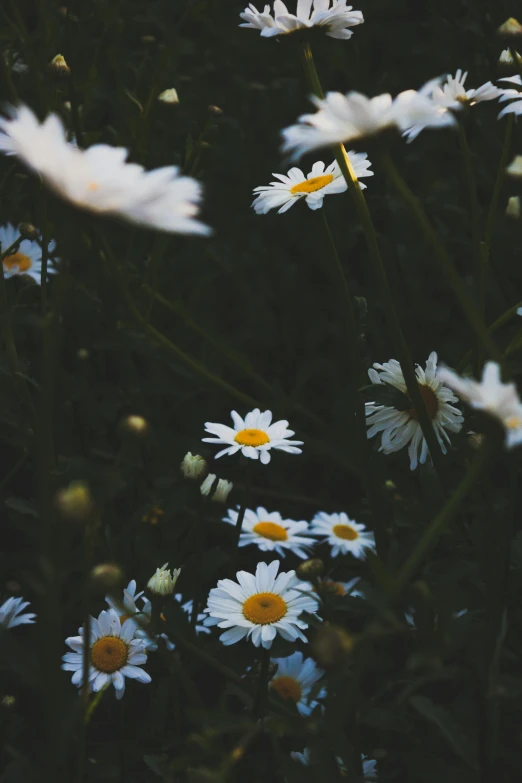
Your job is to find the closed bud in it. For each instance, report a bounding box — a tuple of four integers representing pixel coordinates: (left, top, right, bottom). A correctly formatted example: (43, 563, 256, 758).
(119, 414, 150, 438)
(506, 196, 521, 220)
(147, 563, 181, 596)
(296, 558, 324, 579)
(158, 88, 180, 104)
(48, 54, 71, 77)
(310, 624, 355, 669)
(211, 478, 233, 503)
(55, 481, 94, 520)
(497, 18, 522, 40)
(498, 47, 522, 73)
(90, 563, 123, 592)
(208, 105, 223, 116)
(181, 452, 207, 480)
(200, 473, 217, 497)
(19, 223, 39, 240)
(506, 155, 522, 180)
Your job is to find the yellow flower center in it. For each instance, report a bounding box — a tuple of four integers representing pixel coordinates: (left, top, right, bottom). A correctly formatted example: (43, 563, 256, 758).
(407, 384, 439, 420)
(242, 592, 287, 625)
(290, 173, 334, 195)
(91, 636, 128, 673)
(252, 521, 288, 542)
(505, 416, 522, 429)
(3, 252, 32, 272)
(455, 94, 470, 105)
(234, 428, 270, 447)
(332, 524, 359, 541)
(87, 182, 99, 191)
(270, 675, 302, 703)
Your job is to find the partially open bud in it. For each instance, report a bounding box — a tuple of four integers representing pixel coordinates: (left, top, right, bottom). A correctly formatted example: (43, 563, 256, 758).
(48, 54, 71, 77)
(19, 223, 39, 240)
(181, 452, 207, 480)
(506, 195, 521, 220)
(311, 624, 355, 669)
(147, 563, 181, 596)
(158, 88, 179, 104)
(200, 473, 217, 497)
(506, 155, 522, 180)
(91, 563, 123, 593)
(211, 478, 233, 503)
(55, 481, 94, 520)
(499, 47, 522, 74)
(119, 414, 150, 439)
(497, 18, 522, 40)
(296, 558, 324, 580)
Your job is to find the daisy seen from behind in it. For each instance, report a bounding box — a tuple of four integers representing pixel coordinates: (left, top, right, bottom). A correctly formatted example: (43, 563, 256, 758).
(310, 511, 375, 558)
(252, 155, 373, 214)
(269, 650, 325, 715)
(203, 408, 303, 464)
(62, 609, 151, 700)
(438, 362, 522, 448)
(240, 1, 364, 40)
(365, 352, 464, 471)
(0, 596, 36, 629)
(0, 104, 210, 235)
(223, 506, 315, 559)
(204, 560, 319, 649)
(1, 224, 57, 284)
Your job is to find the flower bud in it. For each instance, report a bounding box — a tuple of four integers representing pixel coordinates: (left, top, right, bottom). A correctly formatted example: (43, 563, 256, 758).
(506, 155, 522, 180)
(158, 88, 180, 104)
(506, 195, 521, 220)
(208, 105, 223, 116)
(119, 414, 150, 438)
(200, 473, 217, 497)
(147, 563, 181, 596)
(498, 47, 522, 73)
(47, 54, 71, 77)
(211, 478, 233, 503)
(310, 624, 355, 669)
(90, 563, 123, 592)
(55, 481, 94, 520)
(296, 558, 324, 579)
(19, 223, 39, 240)
(497, 18, 522, 40)
(181, 452, 207, 480)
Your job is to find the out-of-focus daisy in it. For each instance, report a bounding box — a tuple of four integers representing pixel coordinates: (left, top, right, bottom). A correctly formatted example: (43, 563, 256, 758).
(223, 506, 315, 559)
(105, 580, 155, 650)
(62, 609, 151, 700)
(310, 512, 374, 558)
(291, 749, 378, 778)
(438, 362, 522, 448)
(365, 352, 464, 471)
(240, 1, 363, 40)
(281, 89, 455, 159)
(204, 560, 319, 649)
(203, 408, 303, 464)
(270, 651, 325, 715)
(497, 74, 522, 118)
(1, 224, 57, 284)
(0, 596, 36, 629)
(0, 105, 210, 235)
(313, 575, 363, 598)
(252, 155, 372, 215)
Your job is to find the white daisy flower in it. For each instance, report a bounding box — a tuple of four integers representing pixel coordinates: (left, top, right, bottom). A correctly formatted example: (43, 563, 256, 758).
(310, 511, 375, 558)
(203, 408, 303, 464)
(239, 1, 364, 41)
(438, 362, 522, 449)
(281, 89, 455, 159)
(291, 749, 378, 778)
(223, 506, 315, 559)
(270, 650, 325, 715)
(0, 596, 36, 629)
(204, 560, 319, 649)
(497, 74, 522, 118)
(252, 156, 372, 215)
(62, 609, 151, 700)
(0, 224, 57, 284)
(105, 580, 156, 650)
(0, 105, 211, 235)
(365, 352, 464, 471)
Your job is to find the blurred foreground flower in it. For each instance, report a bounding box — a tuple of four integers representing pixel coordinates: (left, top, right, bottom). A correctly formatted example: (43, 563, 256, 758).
(223, 505, 315, 558)
(147, 563, 181, 596)
(313, 576, 363, 597)
(203, 408, 303, 463)
(365, 352, 464, 470)
(240, 1, 363, 40)
(0, 105, 211, 235)
(0, 596, 36, 629)
(438, 362, 522, 448)
(310, 512, 374, 558)
(252, 156, 372, 214)
(1, 224, 57, 284)
(270, 650, 325, 715)
(62, 609, 151, 700)
(204, 560, 319, 648)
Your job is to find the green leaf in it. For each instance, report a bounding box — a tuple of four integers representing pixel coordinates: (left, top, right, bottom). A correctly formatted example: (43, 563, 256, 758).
(409, 695, 478, 770)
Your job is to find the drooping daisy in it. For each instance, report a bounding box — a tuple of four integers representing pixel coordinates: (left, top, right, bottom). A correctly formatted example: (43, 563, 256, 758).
(438, 362, 522, 449)
(0, 105, 210, 235)
(291, 749, 378, 778)
(62, 609, 151, 700)
(0, 224, 57, 284)
(281, 89, 455, 159)
(203, 408, 303, 464)
(497, 74, 522, 118)
(204, 560, 319, 648)
(310, 512, 375, 558)
(252, 156, 373, 215)
(270, 651, 325, 715)
(105, 580, 155, 650)
(0, 596, 36, 629)
(240, 1, 364, 40)
(223, 506, 315, 559)
(365, 352, 464, 471)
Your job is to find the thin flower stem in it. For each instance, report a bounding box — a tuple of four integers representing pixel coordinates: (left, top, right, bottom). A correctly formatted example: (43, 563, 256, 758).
(457, 298, 522, 372)
(253, 646, 271, 721)
(231, 466, 253, 573)
(301, 42, 448, 489)
(40, 194, 49, 316)
(379, 151, 501, 363)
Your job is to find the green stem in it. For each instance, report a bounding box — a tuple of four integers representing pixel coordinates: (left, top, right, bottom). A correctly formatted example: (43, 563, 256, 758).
(231, 466, 252, 573)
(253, 647, 271, 721)
(457, 298, 522, 372)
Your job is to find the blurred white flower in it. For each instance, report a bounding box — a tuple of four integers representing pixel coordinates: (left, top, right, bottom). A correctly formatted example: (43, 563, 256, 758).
(310, 511, 375, 558)
(269, 650, 325, 715)
(0, 105, 211, 235)
(0, 596, 36, 629)
(147, 563, 181, 596)
(438, 362, 522, 449)
(240, 1, 363, 40)
(252, 155, 372, 214)
(223, 505, 315, 558)
(365, 352, 464, 471)
(203, 408, 303, 464)
(1, 224, 57, 284)
(204, 560, 319, 648)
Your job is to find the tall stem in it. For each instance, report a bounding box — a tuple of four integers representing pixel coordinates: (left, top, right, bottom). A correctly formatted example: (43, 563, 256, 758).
(253, 647, 271, 721)
(231, 465, 252, 573)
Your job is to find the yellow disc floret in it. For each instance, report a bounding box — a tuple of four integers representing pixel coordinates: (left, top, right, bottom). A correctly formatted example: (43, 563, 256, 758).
(91, 636, 128, 673)
(3, 252, 32, 272)
(234, 428, 270, 447)
(242, 592, 287, 624)
(252, 521, 288, 542)
(290, 174, 334, 195)
(270, 675, 302, 702)
(332, 524, 359, 541)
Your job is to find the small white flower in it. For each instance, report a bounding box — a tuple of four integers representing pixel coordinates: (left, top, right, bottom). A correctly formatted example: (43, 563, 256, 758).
(203, 408, 303, 464)
(200, 473, 217, 496)
(180, 452, 207, 479)
(281, 89, 455, 159)
(310, 511, 375, 558)
(252, 156, 372, 215)
(204, 560, 319, 648)
(0, 104, 211, 235)
(147, 563, 181, 596)
(0, 596, 36, 629)
(105, 580, 156, 650)
(240, 1, 364, 40)
(212, 478, 234, 503)
(365, 352, 464, 471)
(62, 609, 151, 700)
(1, 224, 57, 284)
(223, 506, 315, 559)
(438, 362, 522, 449)
(270, 651, 325, 715)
